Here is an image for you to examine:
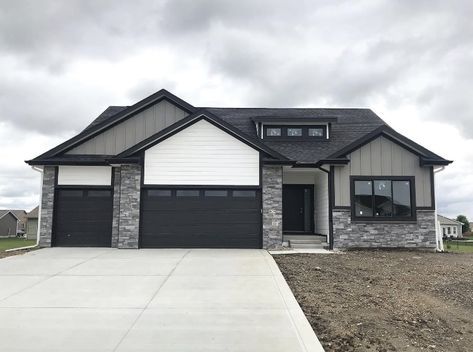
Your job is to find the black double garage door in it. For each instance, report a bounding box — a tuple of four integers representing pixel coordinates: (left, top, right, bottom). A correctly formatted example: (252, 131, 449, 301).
(141, 188, 261, 248)
(53, 187, 261, 248)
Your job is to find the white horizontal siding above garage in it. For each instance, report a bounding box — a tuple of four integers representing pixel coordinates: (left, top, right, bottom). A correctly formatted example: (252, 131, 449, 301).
(144, 119, 260, 185)
(57, 166, 112, 186)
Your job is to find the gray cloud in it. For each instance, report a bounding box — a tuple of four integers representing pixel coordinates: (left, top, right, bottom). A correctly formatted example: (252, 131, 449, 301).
(1, 0, 473, 217)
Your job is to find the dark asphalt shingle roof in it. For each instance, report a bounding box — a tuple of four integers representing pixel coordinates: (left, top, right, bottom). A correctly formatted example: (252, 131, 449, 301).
(86, 106, 387, 162)
(36, 98, 449, 165)
(26, 206, 39, 219)
(83, 106, 129, 132)
(204, 108, 386, 162)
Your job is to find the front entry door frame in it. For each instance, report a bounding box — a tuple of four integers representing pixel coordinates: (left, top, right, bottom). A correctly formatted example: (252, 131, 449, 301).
(282, 184, 314, 234)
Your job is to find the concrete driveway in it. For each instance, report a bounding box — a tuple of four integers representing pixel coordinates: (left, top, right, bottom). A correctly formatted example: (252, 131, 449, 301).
(0, 248, 324, 352)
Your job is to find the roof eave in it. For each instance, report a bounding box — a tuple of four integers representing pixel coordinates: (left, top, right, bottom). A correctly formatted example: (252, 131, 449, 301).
(420, 158, 453, 167)
(30, 89, 196, 161)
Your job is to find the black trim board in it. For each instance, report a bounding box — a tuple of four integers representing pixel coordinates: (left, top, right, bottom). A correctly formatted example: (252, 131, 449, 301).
(27, 89, 196, 164)
(328, 166, 334, 250)
(141, 185, 261, 190)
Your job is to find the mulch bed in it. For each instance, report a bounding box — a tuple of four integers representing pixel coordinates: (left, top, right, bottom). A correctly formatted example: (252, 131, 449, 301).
(274, 251, 473, 352)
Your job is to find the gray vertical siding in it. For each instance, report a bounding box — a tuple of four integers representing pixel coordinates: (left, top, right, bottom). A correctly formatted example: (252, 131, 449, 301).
(334, 136, 432, 207)
(0, 213, 18, 237)
(67, 100, 188, 155)
(26, 218, 38, 240)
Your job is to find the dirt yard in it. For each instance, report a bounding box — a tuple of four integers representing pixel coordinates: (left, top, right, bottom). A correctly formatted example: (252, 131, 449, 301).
(274, 251, 473, 352)
(0, 249, 35, 259)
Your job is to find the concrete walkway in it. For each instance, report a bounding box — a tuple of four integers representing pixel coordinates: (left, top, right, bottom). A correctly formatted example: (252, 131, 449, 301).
(0, 248, 324, 352)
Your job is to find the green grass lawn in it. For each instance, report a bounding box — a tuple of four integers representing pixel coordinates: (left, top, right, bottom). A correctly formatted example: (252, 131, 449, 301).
(444, 240, 473, 253)
(0, 238, 36, 251)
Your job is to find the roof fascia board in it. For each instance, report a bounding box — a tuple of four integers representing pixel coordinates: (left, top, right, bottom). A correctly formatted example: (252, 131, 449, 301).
(291, 158, 350, 168)
(327, 125, 448, 163)
(420, 158, 453, 166)
(0, 211, 19, 221)
(31, 89, 196, 161)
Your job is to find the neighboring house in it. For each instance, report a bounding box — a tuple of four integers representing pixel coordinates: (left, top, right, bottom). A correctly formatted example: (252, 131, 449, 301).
(26, 89, 452, 250)
(0, 210, 19, 238)
(25, 206, 39, 241)
(438, 215, 463, 239)
(11, 210, 27, 235)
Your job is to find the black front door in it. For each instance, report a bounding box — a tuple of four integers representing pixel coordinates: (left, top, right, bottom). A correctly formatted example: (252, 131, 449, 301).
(283, 185, 313, 233)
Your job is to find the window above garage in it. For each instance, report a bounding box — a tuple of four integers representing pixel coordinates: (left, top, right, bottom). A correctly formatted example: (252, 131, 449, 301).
(262, 125, 328, 140)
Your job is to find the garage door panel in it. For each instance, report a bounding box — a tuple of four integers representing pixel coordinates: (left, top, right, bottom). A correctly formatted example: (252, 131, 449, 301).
(54, 189, 113, 247)
(141, 188, 261, 248)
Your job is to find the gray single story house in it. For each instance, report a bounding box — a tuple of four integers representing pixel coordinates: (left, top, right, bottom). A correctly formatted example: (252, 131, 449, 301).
(26, 89, 451, 250)
(438, 215, 463, 238)
(25, 206, 39, 241)
(0, 210, 20, 238)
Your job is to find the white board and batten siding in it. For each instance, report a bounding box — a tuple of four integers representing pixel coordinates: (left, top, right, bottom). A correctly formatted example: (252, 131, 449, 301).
(334, 136, 432, 208)
(57, 166, 112, 186)
(314, 171, 329, 236)
(144, 120, 260, 186)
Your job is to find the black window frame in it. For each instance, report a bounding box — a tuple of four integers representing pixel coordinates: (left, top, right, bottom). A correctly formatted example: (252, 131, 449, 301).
(350, 176, 416, 222)
(263, 125, 327, 140)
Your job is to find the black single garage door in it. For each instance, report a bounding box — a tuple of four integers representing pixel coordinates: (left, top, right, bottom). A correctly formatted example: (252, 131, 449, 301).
(53, 189, 113, 247)
(141, 188, 261, 248)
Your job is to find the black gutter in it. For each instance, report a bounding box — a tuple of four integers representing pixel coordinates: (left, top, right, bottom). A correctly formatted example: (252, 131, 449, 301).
(420, 158, 453, 167)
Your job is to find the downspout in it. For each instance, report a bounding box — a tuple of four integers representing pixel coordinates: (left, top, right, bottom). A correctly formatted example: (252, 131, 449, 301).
(434, 166, 445, 252)
(6, 166, 43, 252)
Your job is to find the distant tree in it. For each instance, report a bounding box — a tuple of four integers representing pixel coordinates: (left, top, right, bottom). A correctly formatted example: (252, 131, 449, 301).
(456, 215, 470, 233)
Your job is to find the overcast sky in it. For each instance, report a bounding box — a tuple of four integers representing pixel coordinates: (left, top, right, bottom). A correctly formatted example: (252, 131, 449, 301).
(0, 0, 471, 219)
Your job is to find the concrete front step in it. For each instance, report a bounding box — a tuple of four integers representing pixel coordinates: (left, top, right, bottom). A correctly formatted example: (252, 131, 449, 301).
(290, 242, 328, 249)
(288, 240, 328, 249)
(289, 239, 323, 244)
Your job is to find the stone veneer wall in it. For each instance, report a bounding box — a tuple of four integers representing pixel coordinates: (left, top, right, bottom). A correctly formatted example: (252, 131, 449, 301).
(38, 166, 55, 247)
(111, 167, 121, 247)
(117, 164, 141, 248)
(333, 209, 436, 249)
(262, 166, 283, 249)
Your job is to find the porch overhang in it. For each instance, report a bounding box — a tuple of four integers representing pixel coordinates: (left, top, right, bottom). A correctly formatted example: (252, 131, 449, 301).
(291, 158, 350, 168)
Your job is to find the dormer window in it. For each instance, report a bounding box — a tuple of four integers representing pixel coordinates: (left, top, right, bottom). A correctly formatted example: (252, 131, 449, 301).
(287, 128, 303, 137)
(308, 128, 324, 137)
(266, 127, 282, 137)
(263, 125, 328, 140)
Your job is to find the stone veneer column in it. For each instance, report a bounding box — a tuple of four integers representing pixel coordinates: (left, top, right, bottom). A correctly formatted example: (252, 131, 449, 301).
(111, 167, 121, 248)
(262, 166, 283, 249)
(332, 209, 437, 249)
(38, 166, 55, 247)
(117, 164, 141, 249)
